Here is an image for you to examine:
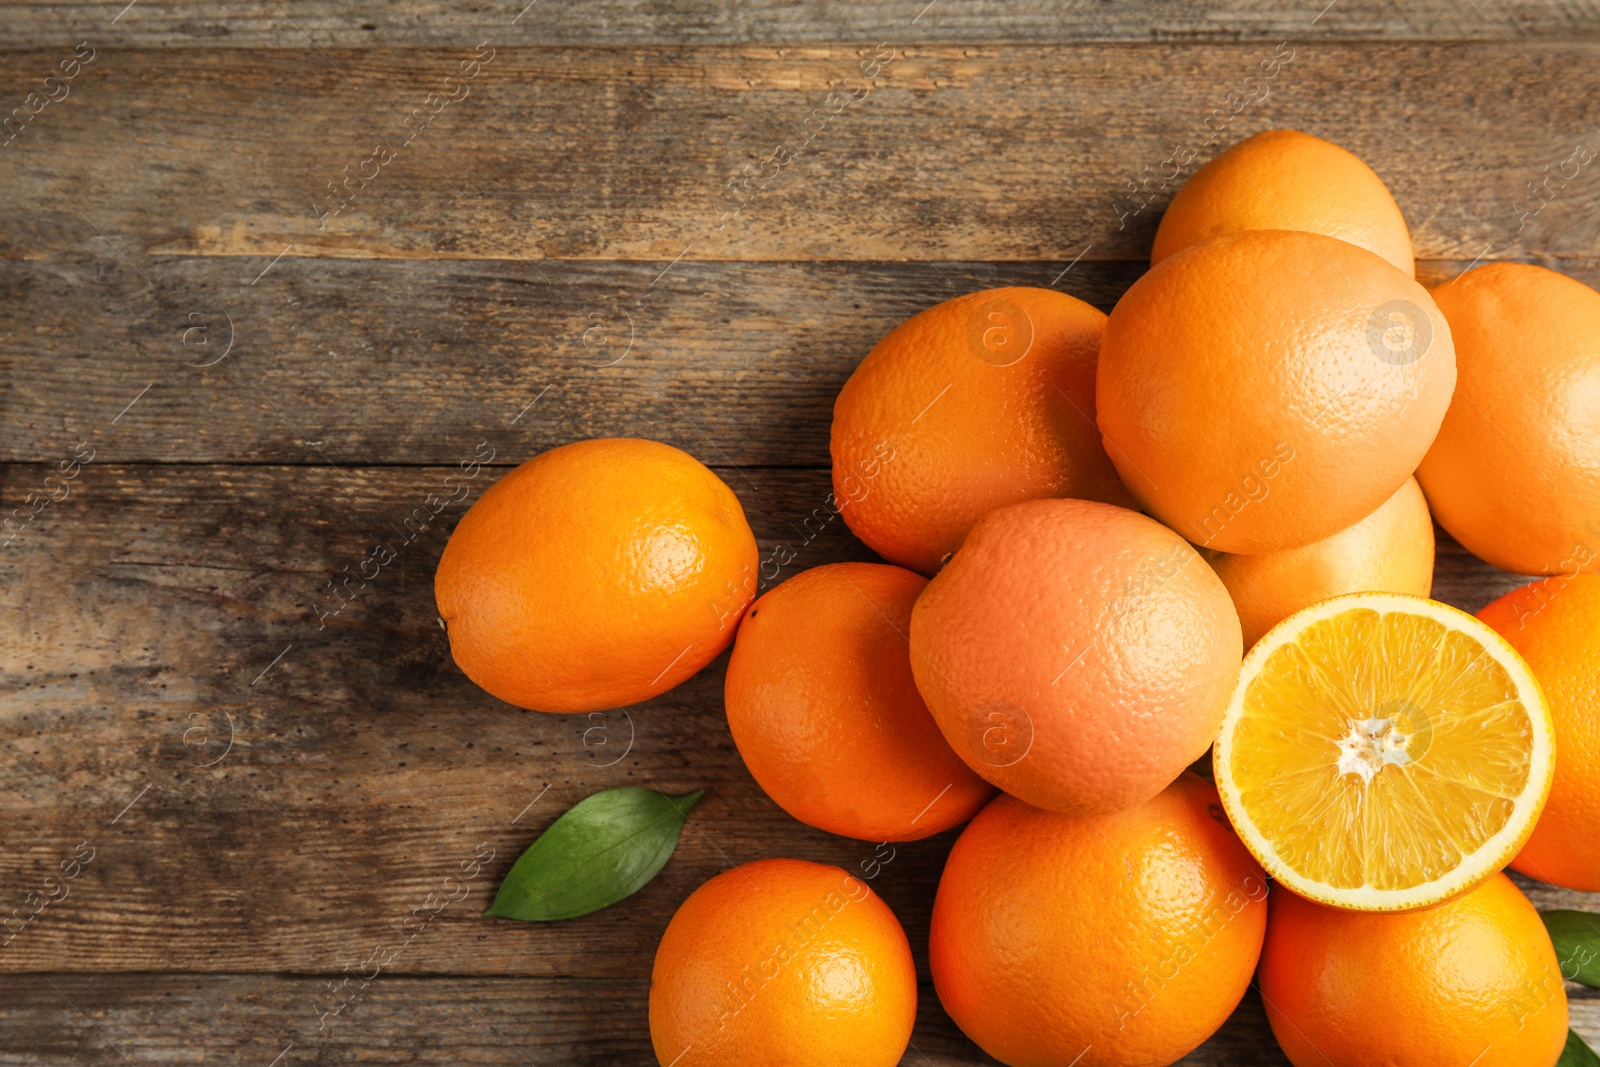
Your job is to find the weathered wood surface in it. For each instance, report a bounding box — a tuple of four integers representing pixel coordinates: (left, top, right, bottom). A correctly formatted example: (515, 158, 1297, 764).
(2, 45, 1599, 264)
(7, 0, 1600, 49)
(3, 257, 1599, 468)
(0, 975, 1591, 1067)
(0, 257, 1142, 467)
(0, 463, 876, 977)
(0, 976, 1592, 1067)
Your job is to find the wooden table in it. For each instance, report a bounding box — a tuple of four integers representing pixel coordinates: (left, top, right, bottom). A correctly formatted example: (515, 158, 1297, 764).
(2, 2, 1598, 1063)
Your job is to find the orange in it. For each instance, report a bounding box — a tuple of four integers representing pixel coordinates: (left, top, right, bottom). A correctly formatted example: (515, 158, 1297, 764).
(1205, 476, 1435, 647)
(1097, 229, 1456, 555)
(1152, 129, 1415, 275)
(1258, 872, 1568, 1067)
(435, 438, 757, 713)
(929, 774, 1267, 1067)
(909, 497, 1241, 815)
(1215, 592, 1554, 911)
(1480, 574, 1600, 890)
(830, 286, 1133, 575)
(1418, 263, 1600, 574)
(724, 563, 994, 840)
(649, 857, 916, 1067)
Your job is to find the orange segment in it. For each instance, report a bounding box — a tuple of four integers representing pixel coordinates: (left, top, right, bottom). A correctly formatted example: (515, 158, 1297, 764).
(1214, 592, 1554, 910)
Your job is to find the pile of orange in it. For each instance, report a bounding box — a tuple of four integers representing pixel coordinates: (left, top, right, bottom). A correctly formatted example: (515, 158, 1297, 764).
(434, 129, 1600, 1067)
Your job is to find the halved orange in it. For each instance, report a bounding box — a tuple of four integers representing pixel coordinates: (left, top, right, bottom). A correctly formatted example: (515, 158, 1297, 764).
(1214, 592, 1554, 911)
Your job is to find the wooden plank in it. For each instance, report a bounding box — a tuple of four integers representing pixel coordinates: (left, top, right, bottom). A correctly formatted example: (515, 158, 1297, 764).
(3, 257, 1598, 467)
(0, 975, 1592, 1066)
(2, 45, 1598, 264)
(0, 256, 1140, 466)
(0, 461, 1589, 978)
(5, 0, 1599, 49)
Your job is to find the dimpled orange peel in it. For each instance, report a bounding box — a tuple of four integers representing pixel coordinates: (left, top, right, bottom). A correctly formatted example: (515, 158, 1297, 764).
(1097, 229, 1455, 555)
(650, 858, 916, 1067)
(831, 286, 1132, 575)
(435, 438, 758, 713)
(910, 497, 1242, 816)
(930, 775, 1267, 1067)
(724, 562, 994, 841)
(1419, 262, 1600, 575)
(1480, 574, 1600, 890)
(1258, 873, 1567, 1067)
(1152, 128, 1416, 275)
(1205, 476, 1435, 648)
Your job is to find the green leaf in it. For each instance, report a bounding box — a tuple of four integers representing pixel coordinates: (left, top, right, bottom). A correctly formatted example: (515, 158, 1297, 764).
(1559, 1030, 1600, 1067)
(485, 787, 703, 921)
(1541, 910, 1600, 987)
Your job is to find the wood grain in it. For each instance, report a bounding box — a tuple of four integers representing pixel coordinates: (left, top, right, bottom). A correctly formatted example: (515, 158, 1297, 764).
(0, 256, 1142, 467)
(0, 461, 1589, 979)
(3, 257, 1598, 467)
(0, 462, 878, 976)
(2, 45, 1598, 264)
(0, 976, 1593, 1066)
(7, 0, 1600, 49)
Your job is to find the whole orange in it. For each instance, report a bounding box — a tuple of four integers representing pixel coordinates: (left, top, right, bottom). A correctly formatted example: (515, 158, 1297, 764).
(1480, 574, 1600, 890)
(649, 857, 916, 1067)
(1418, 263, 1600, 574)
(724, 563, 994, 840)
(1097, 229, 1456, 555)
(1258, 873, 1568, 1067)
(909, 497, 1241, 815)
(1206, 475, 1435, 647)
(1152, 129, 1415, 275)
(929, 775, 1267, 1067)
(830, 286, 1133, 575)
(435, 438, 757, 713)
